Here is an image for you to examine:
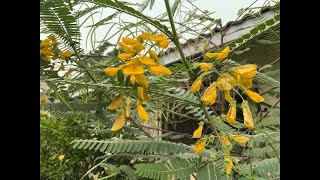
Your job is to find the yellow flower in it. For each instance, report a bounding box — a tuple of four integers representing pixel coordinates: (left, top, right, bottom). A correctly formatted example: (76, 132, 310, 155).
(221, 135, 232, 151)
(224, 90, 233, 103)
(231, 135, 250, 144)
(137, 87, 144, 101)
(237, 77, 253, 88)
(149, 65, 172, 76)
(194, 138, 206, 154)
(158, 39, 169, 48)
(150, 34, 169, 48)
(224, 155, 234, 174)
(242, 101, 254, 129)
(122, 37, 139, 45)
(41, 55, 51, 61)
(40, 96, 47, 104)
(136, 74, 149, 88)
(107, 94, 124, 110)
(205, 52, 220, 58)
(131, 43, 145, 53)
(104, 67, 120, 76)
(198, 63, 213, 72)
(122, 65, 144, 75)
(217, 73, 236, 91)
(216, 46, 230, 61)
(137, 32, 152, 42)
(130, 75, 136, 84)
(148, 50, 159, 61)
(125, 99, 131, 119)
(59, 51, 72, 59)
(226, 103, 236, 126)
(138, 87, 151, 102)
(137, 102, 149, 121)
(150, 34, 167, 42)
(201, 83, 217, 105)
(120, 57, 140, 68)
(205, 46, 230, 61)
(118, 42, 135, 54)
(234, 64, 257, 79)
(58, 154, 65, 162)
(111, 110, 126, 131)
(41, 48, 53, 56)
(118, 53, 133, 60)
(40, 39, 51, 47)
(244, 89, 264, 103)
(192, 121, 204, 138)
(190, 77, 203, 93)
(139, 56, 157, 66)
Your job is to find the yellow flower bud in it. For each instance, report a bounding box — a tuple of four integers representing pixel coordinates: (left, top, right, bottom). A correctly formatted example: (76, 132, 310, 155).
(198, 63, 213, 72)
(122, 65, 144, 75)
(224, 90, 233, 103)
(111, 110, 126, 131)
(137, 87, 144, 101)
(131, 43, 145, 53)
(107, 94, 124, 110)
(244, 89, 264, 103)
(226, 103, 236, 126)
(231, 135, 250, 144)
(118, 53, 133, 60)
(224, 155, 234, 174)
(190, 77, 203, 93)
(150, 34, 167, 43)
(58, 154, 65, 161)
(148, 50, 159, 61)
(216, 46, 230, 61)
(122, 37, 139, 45)
(136, 74, 149, 88)
(192, 121, 204, 138)
(149, 65, 172, 76)
(221, 135, 232, 151)
(242, 101, 254, 129)
(40, 96, 47, 104)
(201, 83, 217, 105)
(137, 102, 149, 121)
(158, 39, 169, 48)
(193, 138, 206, 154)
(139, 56, 157, 66)
(118, 42, 135, 54)
(130, 75, 136, 84)
(125, 99, 131, 119)
(103, 67, 120, 76)
(137, 32, 152, 42)
(205, 52, 220, 58)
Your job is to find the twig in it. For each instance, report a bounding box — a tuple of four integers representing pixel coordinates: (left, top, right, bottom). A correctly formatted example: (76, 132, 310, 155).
(260, 86, 278, 95)
(129, 118, 155, 140)
(259, 98, 280, 120)
(139, 124, 193, 138)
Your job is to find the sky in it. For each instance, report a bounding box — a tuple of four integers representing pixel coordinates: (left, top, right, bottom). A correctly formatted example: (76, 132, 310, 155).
(40, 0, 276, 53)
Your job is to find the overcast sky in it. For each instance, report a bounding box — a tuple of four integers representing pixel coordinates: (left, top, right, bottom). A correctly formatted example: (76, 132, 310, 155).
(40, 0, 275, 53)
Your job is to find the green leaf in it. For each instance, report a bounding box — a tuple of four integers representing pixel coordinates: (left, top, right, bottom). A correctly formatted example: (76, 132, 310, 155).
(197, 163, 217, 180)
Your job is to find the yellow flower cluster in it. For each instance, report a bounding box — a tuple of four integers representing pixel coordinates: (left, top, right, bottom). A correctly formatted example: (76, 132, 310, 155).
(189, 62, 264, 129)
(105, 33, 172, 132)
(40, 96, 47, 104)
(40, 36, 72, 61)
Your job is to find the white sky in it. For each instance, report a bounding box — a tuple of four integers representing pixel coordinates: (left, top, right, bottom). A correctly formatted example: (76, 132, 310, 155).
(41, 0, 275, 53)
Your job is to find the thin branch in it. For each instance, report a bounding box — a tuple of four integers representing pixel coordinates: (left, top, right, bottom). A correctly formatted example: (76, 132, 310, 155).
(129, 118, 155, 140)
(259, 98, 280, 120)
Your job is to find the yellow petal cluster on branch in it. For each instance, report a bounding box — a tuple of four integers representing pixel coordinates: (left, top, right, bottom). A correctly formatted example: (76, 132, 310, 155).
(198, 63, 213, 72)
(40, 35, 72, 61)
(111, 110, 126, 131)
(242, 101, 254, 129)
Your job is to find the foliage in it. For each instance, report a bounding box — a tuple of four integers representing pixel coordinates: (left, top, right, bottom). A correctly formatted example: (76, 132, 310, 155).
(40, 0, 280, 179)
